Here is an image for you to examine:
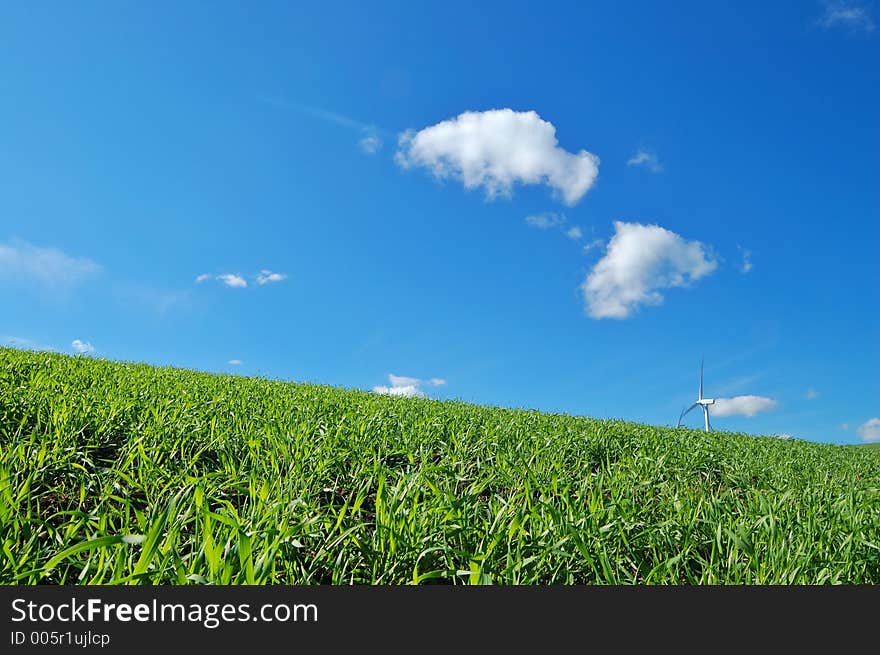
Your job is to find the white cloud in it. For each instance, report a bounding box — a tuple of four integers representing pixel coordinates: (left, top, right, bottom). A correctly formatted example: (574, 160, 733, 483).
(256, 270, 287, 285)
(565, 226, 583, 240)
(0, 238, 100, 289)
(359, 133, 382, 154)
(627, 149, 663, 173)
(388, 374, 420, 387)
(773, 433, 795, 440)
(711, 395, 779, 418)
(581, 221, 718, 319)
(228, 359, 242, 366)
(372, 383, 425, 398)
(396, 109, 599, 206)
(857, 418, 880, 442)
(71, 339, 95, 354)
(525, 212, 566, 230)
(217, 274, 248, 288)
(198, 271, 286, 287)
(372, 373, 446, 398)
(818, 2, 875, 33)
(840, 422, 849, 431)
(806, 389, 820, 400)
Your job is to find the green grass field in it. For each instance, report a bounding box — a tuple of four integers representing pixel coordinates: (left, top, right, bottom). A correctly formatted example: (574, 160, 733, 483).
(2, 347, 879, 584)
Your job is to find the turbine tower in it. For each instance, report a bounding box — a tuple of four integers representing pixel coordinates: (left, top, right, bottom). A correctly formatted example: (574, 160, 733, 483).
(677, 359, 715, 432)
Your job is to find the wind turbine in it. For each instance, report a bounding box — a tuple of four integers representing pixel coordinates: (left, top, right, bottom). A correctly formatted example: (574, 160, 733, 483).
(677, 359, 715, 432)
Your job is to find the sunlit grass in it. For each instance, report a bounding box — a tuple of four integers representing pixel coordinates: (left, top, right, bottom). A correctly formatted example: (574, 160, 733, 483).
(1, 347, 878, 584)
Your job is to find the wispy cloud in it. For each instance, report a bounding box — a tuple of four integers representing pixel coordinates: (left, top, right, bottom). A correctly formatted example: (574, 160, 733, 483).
(71, 339, 95, 354)
(358, 133, 383, 155)
(261, 97, 387, 153)
(397, 109, 600, 206)
(119, 284, 192, 315)
(295, 103, 375, 131)
(2, 336, 58, 352)
(195, 273, 212, 283)
(228, 359, 242, 366)
(627, 149, 663, 173)
(806, 389, 820, 400)
(583, 238, 604, 254)
(712, 395, 779, 418)
(525, 212, 585, 242)
(713, 372, 766, 398)
(256, 269, 287, 285)
(0, 238, 100, 290)
(372, 373, 446, 399)
(738, 246, 753, 274)
(525, 212, 566, 230)
(840, 422, 850, 430)
(581, 221, 717, 319)
(818, 1, 876, 33)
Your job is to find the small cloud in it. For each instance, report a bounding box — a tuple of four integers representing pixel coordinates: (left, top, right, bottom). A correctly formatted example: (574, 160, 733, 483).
(198, 271, 286, 288)
(217, 273, 248, 288)
(396, 109, 600, 206)
(818, 1, 875, 33)
(806, 389, 820, 400)
(525, 213, 590, 244)
(388, 374, 420, 387)
(739, 246, 753, 274)
(359, 133, 383, 154)
(773, 433, 795, 440)
(71, 339, 95, 354)
(525, 212, 566, 230)
(840, 422, 849, 431)
(228, 359, 242, 366)
(256, 270, 287, 285)
(372, 373, 446, 399)
(712, 395, 778, 418)
(581, 221, 717, 319)
(627, 149, 663, 173)
(0, 238, 101, 290)
(857, 417, 880, 442)
(583, 238, 604, 254)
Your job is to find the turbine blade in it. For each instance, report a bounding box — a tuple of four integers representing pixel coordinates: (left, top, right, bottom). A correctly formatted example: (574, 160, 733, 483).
(699, 358, 704, 401)
(678, 402, 700, 426)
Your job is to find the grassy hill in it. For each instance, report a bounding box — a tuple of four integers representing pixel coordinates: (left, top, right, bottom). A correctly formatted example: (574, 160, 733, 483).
(1, 347, 878, 584)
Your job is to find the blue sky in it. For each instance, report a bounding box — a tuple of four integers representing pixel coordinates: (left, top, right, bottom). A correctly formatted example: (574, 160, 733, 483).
(1, 1, 877, 444)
